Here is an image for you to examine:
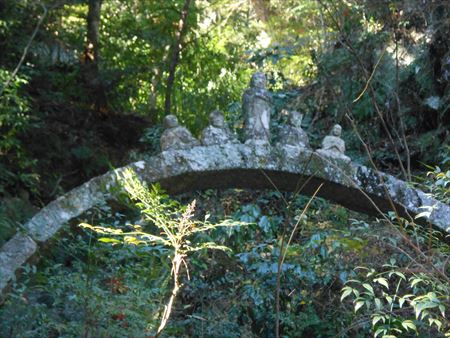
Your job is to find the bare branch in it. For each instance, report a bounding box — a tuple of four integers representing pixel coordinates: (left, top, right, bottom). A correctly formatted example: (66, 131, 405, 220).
(0, 2, 48, 97)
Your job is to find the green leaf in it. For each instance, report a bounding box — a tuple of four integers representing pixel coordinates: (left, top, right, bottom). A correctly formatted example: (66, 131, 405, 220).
(367, 269, 376, 277)
(374, 298, 382, 310)
(346, 279, 362, 284)
(415, 304, 422, 319)
(415, 211, 431, 219)
(429, 318, 442, 331)
(374, 277, 389, 289)
(354, 301, 364, 313)
(374, 328, 386, 338)
(420, 301, 439, 310)
(401, 320, 416, 332)
(362, 283, 374, 295)
(385, 295, 393, 305)
(372, 314, 383, 327)
(394, 271, 406, 280)
(438, 304, 445, 317)
(410, 278, 423, 287)
(341, 287, 353, 301)
(98, 237, 121, 244)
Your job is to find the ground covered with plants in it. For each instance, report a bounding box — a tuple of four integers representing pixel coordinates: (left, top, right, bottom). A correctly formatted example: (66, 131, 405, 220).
(1, 167, 449, 337)
(1, 1, 449, 229)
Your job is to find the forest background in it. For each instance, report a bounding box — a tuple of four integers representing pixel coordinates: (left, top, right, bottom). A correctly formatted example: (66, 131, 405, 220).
(0, 0, 449, 337)
(1, 0, 449, 219)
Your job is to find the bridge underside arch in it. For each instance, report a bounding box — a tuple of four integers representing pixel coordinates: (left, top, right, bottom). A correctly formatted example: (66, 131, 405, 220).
(158, 169, 403, 221)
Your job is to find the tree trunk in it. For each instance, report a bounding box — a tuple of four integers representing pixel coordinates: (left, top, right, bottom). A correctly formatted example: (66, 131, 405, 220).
(149, 66, 162, 121)
(164, 0, 192, 115)
(86, 0, 101, 63)
(250, 0, 270, 23)
(83, 0, 107, 112)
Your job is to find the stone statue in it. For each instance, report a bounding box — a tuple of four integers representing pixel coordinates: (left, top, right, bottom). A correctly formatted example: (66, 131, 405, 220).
(317, 124, 350, 162)
(160, 114, 200, 151)
(278, 110, 310, 148)
(242, 72, 272, 144)
(201, 110, 238, 145)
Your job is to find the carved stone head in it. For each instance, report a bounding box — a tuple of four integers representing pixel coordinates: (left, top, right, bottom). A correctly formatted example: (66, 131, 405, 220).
(250, 72, 266, 89)
(209, 110, 225, 128)
(163, 114, 179, 129)
(289, 111, 303, 128)
(331, 124, 342, 137)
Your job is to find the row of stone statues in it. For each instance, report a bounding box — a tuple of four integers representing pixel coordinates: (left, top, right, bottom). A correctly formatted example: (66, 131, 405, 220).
(160, 72, 350, 162)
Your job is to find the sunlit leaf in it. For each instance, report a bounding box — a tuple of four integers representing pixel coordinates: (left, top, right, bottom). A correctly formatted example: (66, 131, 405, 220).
(98, 237, 121, 244)
(341, 287, 353, 301)
(401, 320, 416, 332)
(374, 277, 389, 289)
(354, 301, 364, 313)
(374, 298, 382, 310)
(362, 283, 374, 295)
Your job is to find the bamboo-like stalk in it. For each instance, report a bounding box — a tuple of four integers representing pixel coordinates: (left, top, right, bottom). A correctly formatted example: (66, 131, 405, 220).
(155, 251, 185, 337)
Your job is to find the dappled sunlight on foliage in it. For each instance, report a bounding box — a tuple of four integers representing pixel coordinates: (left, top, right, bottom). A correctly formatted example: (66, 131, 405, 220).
(0, 0, 449, 336)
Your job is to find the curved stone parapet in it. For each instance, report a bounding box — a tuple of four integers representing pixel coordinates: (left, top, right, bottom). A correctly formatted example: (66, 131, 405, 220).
(1, 143, 449, 295)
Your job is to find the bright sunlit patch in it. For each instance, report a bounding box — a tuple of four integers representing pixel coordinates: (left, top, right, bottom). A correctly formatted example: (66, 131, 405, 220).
(257, 30, 271, 49)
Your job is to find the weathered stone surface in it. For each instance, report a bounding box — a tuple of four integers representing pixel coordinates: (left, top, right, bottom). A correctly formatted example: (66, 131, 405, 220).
(24, 175, 109, 242)
(316, 124, 351, 163)
(0, 233, 37, 291)
(160, 115, 200, 151)
(135, 144, 448, 236)
(242, 72, 272, 144)
(277, 110, 310, 149)
(354, 166, 449, 232)
(201, 110, 238, 146)
(1, 143, 449, 294)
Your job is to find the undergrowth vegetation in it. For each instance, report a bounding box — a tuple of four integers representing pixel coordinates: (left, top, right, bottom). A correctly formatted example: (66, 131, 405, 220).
(1, 167, 448, 337)
(1, 0, 449, 247)
(0, 1, 449, 337)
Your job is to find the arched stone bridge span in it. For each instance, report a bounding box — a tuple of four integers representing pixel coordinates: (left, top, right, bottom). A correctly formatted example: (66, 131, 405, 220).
(1, 143, 449, 293)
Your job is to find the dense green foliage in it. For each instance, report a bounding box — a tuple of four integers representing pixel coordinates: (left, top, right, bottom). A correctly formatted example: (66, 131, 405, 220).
(0, 1, 448, 204)
(1, 173, 448, 337)
(0, 0, 449, 336)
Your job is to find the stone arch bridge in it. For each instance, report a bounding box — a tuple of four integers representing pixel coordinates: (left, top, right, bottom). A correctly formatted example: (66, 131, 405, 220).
(1, 142, 449, 294)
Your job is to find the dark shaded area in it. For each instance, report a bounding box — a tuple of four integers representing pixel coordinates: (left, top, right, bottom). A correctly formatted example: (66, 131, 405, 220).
(23, 110, 151, 205)
(158, 169, 427, 230)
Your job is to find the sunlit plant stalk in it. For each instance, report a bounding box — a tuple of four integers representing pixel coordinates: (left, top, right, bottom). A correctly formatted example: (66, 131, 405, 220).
(81, 168, 232, 336)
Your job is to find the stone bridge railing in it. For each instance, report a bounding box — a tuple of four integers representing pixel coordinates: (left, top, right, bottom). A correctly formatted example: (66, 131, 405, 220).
(1, 72, 449, 295)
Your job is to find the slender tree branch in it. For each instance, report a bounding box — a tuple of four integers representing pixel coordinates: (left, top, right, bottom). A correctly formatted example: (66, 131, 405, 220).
(0, 2, 47, 97)
(352, 47, 386, 103)
(275, 184, 324, 338)
(164, 0, 192, 115)
(317, 0, 409, 181)
(281, 183, 324, 269)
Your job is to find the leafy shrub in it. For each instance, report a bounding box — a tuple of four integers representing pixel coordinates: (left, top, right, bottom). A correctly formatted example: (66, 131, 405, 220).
(342, 260, 449, 337)
(2, 182, 448, 337)
(422, 164, 450, 205)
(0, 69, 37, 194)
(341, 165, 450, 338)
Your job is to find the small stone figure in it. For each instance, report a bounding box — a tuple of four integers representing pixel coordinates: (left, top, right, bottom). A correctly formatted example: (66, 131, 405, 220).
(160, 114, 200, 151)
(201, 110, 238, 146)
(317, 124, 350, 162)
(242, 72, 272, 144)
(278, 110, 310, 148)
